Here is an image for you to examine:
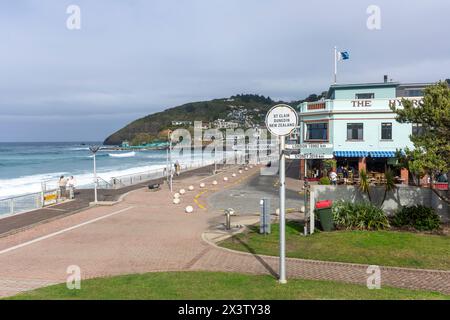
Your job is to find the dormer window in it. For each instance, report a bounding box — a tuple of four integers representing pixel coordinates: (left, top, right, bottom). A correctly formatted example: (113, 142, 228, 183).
(355, 93, 375, 99)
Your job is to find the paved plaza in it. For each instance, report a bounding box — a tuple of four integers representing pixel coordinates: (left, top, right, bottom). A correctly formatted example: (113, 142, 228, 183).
(0, 164, 449, 297)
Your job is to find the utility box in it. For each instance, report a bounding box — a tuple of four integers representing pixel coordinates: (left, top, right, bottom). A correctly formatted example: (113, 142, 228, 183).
(260, 198, 271, 234)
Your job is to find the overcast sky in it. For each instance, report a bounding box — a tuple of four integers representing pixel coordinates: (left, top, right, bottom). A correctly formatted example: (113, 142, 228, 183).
(0, 0, 449, 142)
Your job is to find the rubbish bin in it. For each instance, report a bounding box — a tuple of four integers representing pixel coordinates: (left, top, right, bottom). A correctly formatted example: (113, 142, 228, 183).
(315, 200, 334, 231)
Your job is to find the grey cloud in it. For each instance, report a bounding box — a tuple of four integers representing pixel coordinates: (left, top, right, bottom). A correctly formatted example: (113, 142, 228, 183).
(0, 0, 449, 141)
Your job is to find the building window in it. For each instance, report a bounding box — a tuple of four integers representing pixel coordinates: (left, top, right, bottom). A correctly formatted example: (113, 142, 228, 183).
(347, 123, 363, 140)
(412, 123, 424, 136)
(306, 122, 328, 141)
(381, 123, 392, 140)
(404, 89, 424, 97)
(355, 93, 374, 99)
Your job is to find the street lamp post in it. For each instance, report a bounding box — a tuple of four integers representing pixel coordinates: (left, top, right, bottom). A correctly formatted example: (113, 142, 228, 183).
(89, 145, 100, 204)
(167, 130, 173, 192)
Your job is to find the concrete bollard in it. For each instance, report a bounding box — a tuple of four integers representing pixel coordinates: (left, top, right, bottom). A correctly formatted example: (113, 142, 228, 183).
(212, 180, 218, 185)
(200, 183, 205, 188)
(188, 185, 194, 191)
(179, 189, 186, 195)
(223, 177, 228, 182)
(185, 205, 194, 213)
(174, 193, 180, 199)
(173, 198, 181, 204)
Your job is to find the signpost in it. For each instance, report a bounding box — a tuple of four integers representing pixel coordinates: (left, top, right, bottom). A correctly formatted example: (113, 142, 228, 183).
(287, 153, 334, 160)
(286, 143, 333, 150)
(265, 104, 298, 284)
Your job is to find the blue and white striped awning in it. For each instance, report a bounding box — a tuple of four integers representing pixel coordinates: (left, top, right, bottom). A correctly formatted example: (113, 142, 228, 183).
(369, 151, 396, 158)
(334, 151, 369, 158)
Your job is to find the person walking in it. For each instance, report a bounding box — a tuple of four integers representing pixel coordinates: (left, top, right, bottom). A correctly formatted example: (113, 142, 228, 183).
(329, 170, 337, 186)
(343, 167, 349, 184)
(175, 161, 181, 176)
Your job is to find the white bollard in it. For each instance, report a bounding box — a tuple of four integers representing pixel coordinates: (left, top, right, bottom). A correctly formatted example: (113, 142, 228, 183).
(212, 180, 218, 185)
(275, 208, 280, 216)
(223, 177, 228, 182)
(249, 165, 253, 169)
(200, 183, 205, 188)
(232, 173, 236, 177)
(188, 185, 194, 191)
(179, 189, 186, 195)
(244, 167, 248, 171)
(238, 170, 243, 174)
(173, 193, 180, 199)
(173, 198, 181, 204)
(185, 205, 194, 213)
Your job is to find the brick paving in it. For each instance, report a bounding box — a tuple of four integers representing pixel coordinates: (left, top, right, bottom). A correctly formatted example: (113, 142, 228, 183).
(0, 163, 449, 297)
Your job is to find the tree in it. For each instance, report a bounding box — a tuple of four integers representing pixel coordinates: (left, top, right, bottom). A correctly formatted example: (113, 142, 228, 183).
(380, 169, 396, 206)
(390, 81, 450, 204)
(359, 169, 372, 202)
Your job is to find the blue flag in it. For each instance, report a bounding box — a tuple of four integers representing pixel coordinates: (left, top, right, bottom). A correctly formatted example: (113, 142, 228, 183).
(338, 51, 350, 61)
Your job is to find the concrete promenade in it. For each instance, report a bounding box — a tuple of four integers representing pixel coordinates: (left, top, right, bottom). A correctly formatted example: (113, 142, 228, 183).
(0, 163, 449, 297)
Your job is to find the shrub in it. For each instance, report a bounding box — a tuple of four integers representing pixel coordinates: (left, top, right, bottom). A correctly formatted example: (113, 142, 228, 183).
(332, 200, 390, 231)
(319, 177, 331, 185)
(391, 205, 441, 231)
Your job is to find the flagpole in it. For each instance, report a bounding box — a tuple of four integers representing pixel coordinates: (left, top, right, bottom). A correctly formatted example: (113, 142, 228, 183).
(334, 46, 337, 84)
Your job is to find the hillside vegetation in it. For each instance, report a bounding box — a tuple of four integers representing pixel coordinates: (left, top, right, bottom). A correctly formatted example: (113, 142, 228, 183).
(103, 94, 306, 146)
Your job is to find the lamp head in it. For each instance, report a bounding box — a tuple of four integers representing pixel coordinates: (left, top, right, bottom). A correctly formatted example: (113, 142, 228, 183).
(89, 145, 100, 154)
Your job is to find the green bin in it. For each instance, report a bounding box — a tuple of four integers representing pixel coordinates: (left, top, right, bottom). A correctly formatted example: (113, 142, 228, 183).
(315, 200, 334, 231)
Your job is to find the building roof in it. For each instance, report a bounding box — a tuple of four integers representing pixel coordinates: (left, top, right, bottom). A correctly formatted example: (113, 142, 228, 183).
(326, 82, 399, 99)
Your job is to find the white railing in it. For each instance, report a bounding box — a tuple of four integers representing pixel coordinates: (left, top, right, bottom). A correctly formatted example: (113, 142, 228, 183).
(0, 192, 43, 217)
(0, 186, 61, 218)
(1, 156, 238, 218)
(109, 159, 220, 189)
(110, 167, 167, 189)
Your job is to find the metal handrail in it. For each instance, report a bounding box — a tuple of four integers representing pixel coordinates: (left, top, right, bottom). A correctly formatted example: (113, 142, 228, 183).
(0, 191, 42, 202)
(96, 176, 113, 189)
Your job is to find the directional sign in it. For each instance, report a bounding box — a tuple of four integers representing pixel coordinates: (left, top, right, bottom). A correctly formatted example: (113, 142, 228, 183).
(265, 104, 298, 137)
(287, 153, 334, 160)
(286, 143, 333, 150)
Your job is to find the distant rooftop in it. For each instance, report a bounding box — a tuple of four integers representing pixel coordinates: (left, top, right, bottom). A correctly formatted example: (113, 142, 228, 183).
(326, 81, 436, 99)
(326, 82, 398, 99)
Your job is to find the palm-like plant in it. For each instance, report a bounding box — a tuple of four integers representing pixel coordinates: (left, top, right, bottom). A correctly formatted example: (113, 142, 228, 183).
(380, 169, 397, 207)
(359, 169, 372, 202)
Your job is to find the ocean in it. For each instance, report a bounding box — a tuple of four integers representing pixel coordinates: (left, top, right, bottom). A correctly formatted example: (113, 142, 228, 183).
(0, 142, 206, 200)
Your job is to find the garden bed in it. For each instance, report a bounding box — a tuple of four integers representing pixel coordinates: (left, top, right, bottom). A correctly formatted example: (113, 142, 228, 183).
(219, 221, 450, 270)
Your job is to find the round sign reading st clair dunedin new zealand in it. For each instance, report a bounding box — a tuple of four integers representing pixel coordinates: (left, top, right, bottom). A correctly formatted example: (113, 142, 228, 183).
(265, 104, 299, 136)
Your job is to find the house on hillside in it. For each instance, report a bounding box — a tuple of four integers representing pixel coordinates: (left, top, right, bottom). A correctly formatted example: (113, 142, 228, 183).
(172, 120, 193, 126)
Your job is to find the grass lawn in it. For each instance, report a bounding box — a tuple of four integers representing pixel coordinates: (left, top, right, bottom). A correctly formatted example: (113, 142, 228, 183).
(8, 271, 449, 300)
(220, 222, 450, 270)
